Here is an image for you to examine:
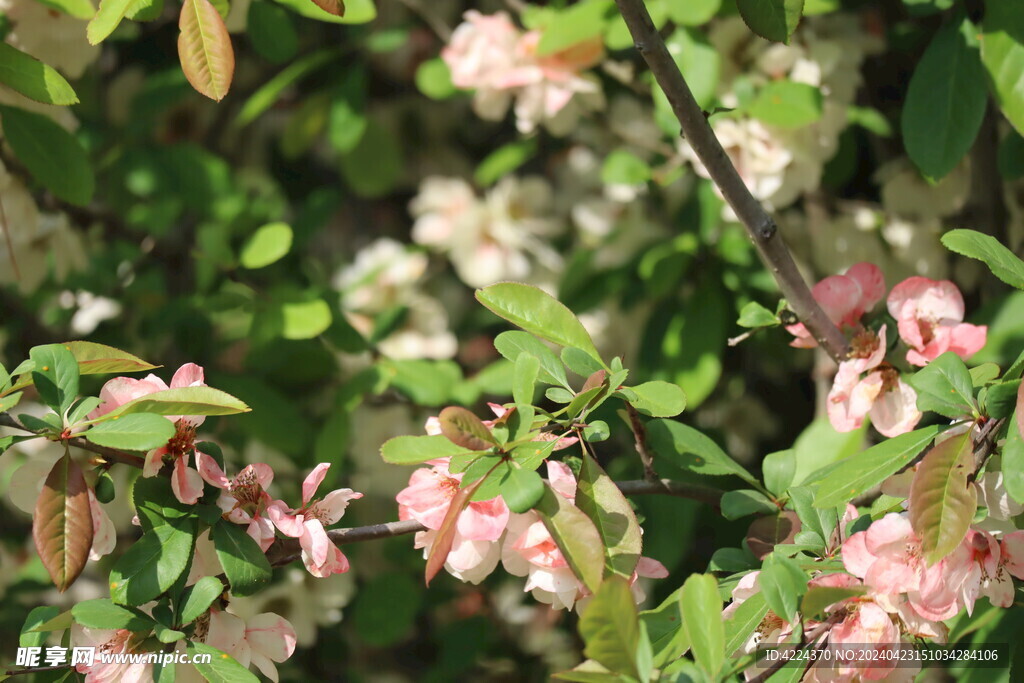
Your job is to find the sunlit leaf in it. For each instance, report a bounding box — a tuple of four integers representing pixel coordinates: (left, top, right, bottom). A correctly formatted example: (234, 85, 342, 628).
(535, 483, 605, 593)
(0, 43, 78, 105)
(909, 431, 977, 564)
(576, 453, 641, 579)
(578, 576, 641, 679)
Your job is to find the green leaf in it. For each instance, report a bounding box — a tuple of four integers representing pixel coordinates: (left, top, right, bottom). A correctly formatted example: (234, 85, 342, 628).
(981, 1, 1024, 136)
(626, 381, 686, 418)
(380, 434, 476, 465)
(85, 414, 176, 451)
(902, 18, 988, 180)
(239, 222, 292, 269)
(1004, 408, 1024, 504)
(67, 341, 159, 375)
(236, 49, 339, 127)
(576, 453, 642, 579)
(813, 425, 941, 509)
(640, 587, 689, 668)
(0, 106, 94, 205)
(280, 299, 332, 339)
(667, 0, 720, 26)
(908, 351, 977, 418)
(495, 331, 569, 389)
(535, 483, 605, 593)
(800, 584, 865, 620)
(272, 0, 375, 24)
(758, 553, 807, 623)
(110, 521, 196, 605)
(601, 149, 651, 186)
(721, 489, 778, 520)
(20, 606, 61, 648)
(535, 0, 611, 56)
(908, 431, 978, 564)
(562, 347, 604, 379)
(88, 0, 134, 44)
(647, 419, 759, 485)
(186, 642, 260, 683)
(513, 353, 540, 407)
(106, 386, 251, 419)
(500, 467, 545, 513)
(793, 417, 866, 484)
(0, 391, 22, 414)
(737, 301, 779, 328)
(247, 0, 298, 63)
(211, 522, 272, 597)
(0, 43, 78, 106)
(983, 380, 1020, 419)
(33, 454, 93, 592)
(748, 80, 823, 128)
(474, 139, 536, 187)
(177, 576, 224, 626)
(941, 229, 1024, 290)
(133, 476, 192, 531)
(30, 344, 79, 415)
(476, 283, 602, 362)
(578, 576, 640, 679)
(415, 57, 455, 100)
(789, 486, 838, 547)
(736, 0, 804, 43)
(723, 591, 768, 656)
(339, 119, 402, 198)
(998, 130, 1024, 180)
(72, 599, 157, 631)
(37, 0, 95, 19)
(763, 449, 796, 496)
(679, 573, 725, 680)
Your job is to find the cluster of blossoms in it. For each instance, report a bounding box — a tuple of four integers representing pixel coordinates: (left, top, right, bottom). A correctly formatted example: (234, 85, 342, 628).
(727, 508, 1024, 681)
(396, 406, 667, 610)
(787, 263, 987, 437)
(442, 10, 605, 135)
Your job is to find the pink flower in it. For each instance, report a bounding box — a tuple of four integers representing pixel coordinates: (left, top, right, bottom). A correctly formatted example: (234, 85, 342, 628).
(198, 460, 280, 552)
(87, 488, 116, 561)
(787, 262, 886, 348)
(943, 529, 1024, 614)
(826, 326, 921, 437)
(886, 277, 987, 366)
(89, 363, 210, 505)
(442, 10, 521, 120)
(204, 609, 297, 683)
(267, 464, 362, 578)
(397, 457, 509, 584)
(828, 601, 901, 681)
(841, 513, 958, 621)
(722, 571, 793, 661)
(70, 625, 150, 683)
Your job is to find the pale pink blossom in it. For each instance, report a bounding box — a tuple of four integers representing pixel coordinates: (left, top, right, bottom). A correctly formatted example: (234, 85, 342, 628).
(89, 363, 210, 505)
(397, 457, 510, 584)
(943, 529, 1024, 614)
(70, 625, 150, 683)
(198, 460, 280, 551)
(886, 277, 987, 366)
(204, 609, 297, 683)
(87, 488, 116, 561)
(722, 571, 793, 661)
(826, 326, 921, 437)
(442, 10, 521, 120)
(828, 601, 901, 681)
(268, 464, 362, 578)
(787, 262, 885, 348)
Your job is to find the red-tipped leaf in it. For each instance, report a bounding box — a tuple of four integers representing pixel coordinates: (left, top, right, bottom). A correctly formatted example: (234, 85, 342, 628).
(33, 454, 93, 592)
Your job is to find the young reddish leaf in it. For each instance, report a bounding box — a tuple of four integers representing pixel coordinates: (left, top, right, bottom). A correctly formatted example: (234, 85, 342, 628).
(745, 511, 800, 560)
(535, 483, 605, 593)
(909, 431, 977, 564)
(581, 369, 607, 394)
(177, 0, 235, 101)
(576, 453, 641, 579)
(424, 467, 494, 586)
(33, 454, 93, 592)
(311, 0, 345, 16)
(438, 406, 497, 451)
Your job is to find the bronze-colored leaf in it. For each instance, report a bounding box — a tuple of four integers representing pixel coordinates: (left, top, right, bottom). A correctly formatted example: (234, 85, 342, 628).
(581, 369, 607, 394)
(33, 454, 93, 592)
(311, 0, 344, 16)
(177, 0, 235, 101)
(909, 431, 977, 564)
(745, 511, 800, 560)
(438, 406, 497, 451)
(425, 474, 487, 586)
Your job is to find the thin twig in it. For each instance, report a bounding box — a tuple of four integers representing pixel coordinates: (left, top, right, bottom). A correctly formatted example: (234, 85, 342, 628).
(0, 413, 146, 469)
(624, 403, 658, 482)
(3, 665, 70, 677)
(610, 0, 849, 363)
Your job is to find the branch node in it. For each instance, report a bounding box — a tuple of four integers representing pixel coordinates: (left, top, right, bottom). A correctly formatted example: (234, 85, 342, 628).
(757, 217, 777, 240)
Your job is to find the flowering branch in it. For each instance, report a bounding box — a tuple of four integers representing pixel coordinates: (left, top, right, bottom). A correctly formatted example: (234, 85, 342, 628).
(610, 0, 850, 363)
(0, 413, 146, 469)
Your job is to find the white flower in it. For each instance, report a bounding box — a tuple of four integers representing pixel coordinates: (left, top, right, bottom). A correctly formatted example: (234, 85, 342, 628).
(334, 238, 428, 314)
(875, 157, 971, 220)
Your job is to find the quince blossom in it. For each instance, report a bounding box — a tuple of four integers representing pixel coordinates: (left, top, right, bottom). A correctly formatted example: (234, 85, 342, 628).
(202, 610, 297, 683)
(70, 625, 150, 683)
(886, 277, 987, 367)
(786, 262, 885, 348)
(268, 464, 362, 578)
(826, 326, 921, 437)
(197, 460, 281, 552)
(442, 11, 604, 134)
(89, 363, 211, 505)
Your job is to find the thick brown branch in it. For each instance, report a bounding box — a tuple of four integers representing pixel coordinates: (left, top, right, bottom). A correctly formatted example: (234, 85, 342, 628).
(611, 0, 849, 362)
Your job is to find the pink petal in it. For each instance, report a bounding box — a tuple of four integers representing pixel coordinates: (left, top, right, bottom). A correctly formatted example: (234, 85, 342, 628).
(459, 496, 510, 541)
(245, 613, 297, 662)
(870, 378, 921, 437)
(247, 517, 277, 552)
(195, 450, 230, 489)
(635, 556, 669, 579)
(812, 275, 862, 327)
(88, 377, 166, 420)
(316, 488, 363, 525)
(302, 543, 350, 578)
(395, 467, 457, 530)
(88, 489, 116, 560)
(546, 460, 576, 500)
(267, 502, 305, 537)
(170, 363, 205, 388)
(1002, 531, 1024, 579)
(845, 262, 886, 313)
(948, 323, 987, 360)
(171, 458, 204, 505)
(301, 463, 330, 505)
(841, 531, 875, 578)
(301, 518, 329, 567)
(143, 446, 166, 478)
(206, 610, 246, 658)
